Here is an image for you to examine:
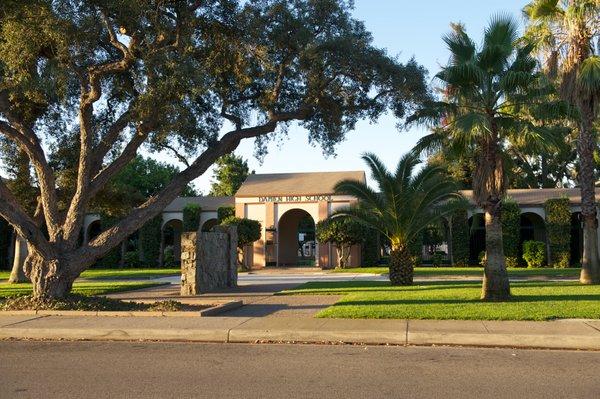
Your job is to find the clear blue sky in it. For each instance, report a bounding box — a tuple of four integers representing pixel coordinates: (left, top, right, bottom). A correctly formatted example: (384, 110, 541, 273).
(190, 0, 528, 193)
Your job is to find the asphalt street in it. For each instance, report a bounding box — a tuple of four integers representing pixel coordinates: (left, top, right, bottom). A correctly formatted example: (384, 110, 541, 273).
(1, 341, 599, 399)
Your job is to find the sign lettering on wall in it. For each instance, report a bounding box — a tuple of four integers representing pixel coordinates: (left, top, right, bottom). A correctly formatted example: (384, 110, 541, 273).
(258, 195, 333, 203)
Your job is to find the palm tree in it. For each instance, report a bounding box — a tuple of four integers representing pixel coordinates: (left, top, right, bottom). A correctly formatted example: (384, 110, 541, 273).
(333, 152, 466, 286)
(407, 16, 567, 300)
(524, 0, 600, 284)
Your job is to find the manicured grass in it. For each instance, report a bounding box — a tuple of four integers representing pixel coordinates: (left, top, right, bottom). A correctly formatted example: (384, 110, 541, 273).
(0, 281, 166, 299)
(0, 268, 180, 282)
(79, 268, 180, 280)
(333, 267, 581, 278)
(281, 280, 600, 321)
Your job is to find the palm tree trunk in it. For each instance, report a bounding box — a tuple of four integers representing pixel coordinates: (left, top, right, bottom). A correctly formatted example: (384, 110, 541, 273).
(481, 204, 511, 300)
(577, 109, 600, 284)
(389, 245, 413, 286)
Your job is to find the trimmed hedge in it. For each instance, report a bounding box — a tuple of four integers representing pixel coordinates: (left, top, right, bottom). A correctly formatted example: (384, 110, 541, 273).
(545, 198, 571, 268)
(362, 228, 380, 267)
(138, 216, 162, 266)
(501, 199, 521, 268)
(523, 240, 545, 268)
(217, 206, 235, 222)
(450, 209, 469, 266)
(220, 216, 261, 248)
(183, 204, 202, 232)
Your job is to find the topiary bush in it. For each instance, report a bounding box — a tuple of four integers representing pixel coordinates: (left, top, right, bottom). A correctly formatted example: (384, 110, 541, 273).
(138, 216, 162, 267)
(220, 217, 261, 249)
(545, 198, 571, 268)
(450, 209, 469, 266)
(501, 199, 521, 268)
(316, 218, 368, 268)
(523, 240, 545, 268)
(183, 204, 202, 232)
(217, 206, 235, 222)
(362, 228, 380, 267)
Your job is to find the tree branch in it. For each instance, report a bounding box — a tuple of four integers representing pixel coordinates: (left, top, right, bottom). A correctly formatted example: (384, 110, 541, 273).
(0, 179, 55, 260)
(0, 96, 61, 237)
(70, 115, 303, 269)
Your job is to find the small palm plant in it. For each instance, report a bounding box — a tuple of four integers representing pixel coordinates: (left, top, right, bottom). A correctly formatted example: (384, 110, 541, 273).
(333, 152, 467, 285)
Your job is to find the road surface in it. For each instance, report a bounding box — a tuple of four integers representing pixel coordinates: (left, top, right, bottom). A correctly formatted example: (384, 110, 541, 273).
(1, 341, 599, 398)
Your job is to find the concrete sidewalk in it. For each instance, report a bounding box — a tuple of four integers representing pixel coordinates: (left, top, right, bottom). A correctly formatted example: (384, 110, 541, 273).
(1, 314, 599, 350)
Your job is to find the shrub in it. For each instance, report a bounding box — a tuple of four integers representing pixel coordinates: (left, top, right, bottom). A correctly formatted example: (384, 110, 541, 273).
(217, 206, 235, 222)
(545, 198, 571, 268)
(183, 203, 202, 232)
(362, 228, 380, 267)
(316, 218, 368, 269)
(450, 209, 469, 266)
(432, 251, 446, 267)
(220, 217, 261, 248)
(523, 241, 545, 268)
(138, 216, 162, 266)
(502, 199, 520, 268)
(163, 247, 175, 267)
(124, 250, 140, 268)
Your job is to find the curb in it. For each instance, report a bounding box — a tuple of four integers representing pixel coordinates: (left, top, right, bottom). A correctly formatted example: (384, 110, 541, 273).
(2, 327, 599, 350)
(0, 300, 243, 318)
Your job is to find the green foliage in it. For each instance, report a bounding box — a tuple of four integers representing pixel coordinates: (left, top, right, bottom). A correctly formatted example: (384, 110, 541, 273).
(523, 241, 546, 268)
(182, 204, 202, 232)
(361, 228, 380, 267)
(209, 154, 250, 197)
(316, 218, 367, 248)
(545, 198, 571, 268)
(93, 156, 197, 218)
(123, 251, 139, 268)
(95, 215, 121, 269)
(217, 206, 235, 223)
(138, 216, 162, 267)
(408, 16, 568, 207)
(316, 217, 368, 269)
(163, 247, 175, 267)
(431, 251, 446, 267)
(333, 152, 467, 253)
(501, 199, 521, 268)
(450, 209, 470, 266)
(220, 217, 261, 248)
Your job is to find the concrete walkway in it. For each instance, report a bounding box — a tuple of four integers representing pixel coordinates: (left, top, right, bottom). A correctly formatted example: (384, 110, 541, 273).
(1, 314, 599, 350)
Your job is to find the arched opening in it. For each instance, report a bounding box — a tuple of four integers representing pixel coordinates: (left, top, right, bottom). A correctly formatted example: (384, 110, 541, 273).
(468, 213, 485, 264)
(570, 212, 583, 266)
(277, 209, 315, 267)
(201, 218, 219, 232)
(162, 219, 183, 266)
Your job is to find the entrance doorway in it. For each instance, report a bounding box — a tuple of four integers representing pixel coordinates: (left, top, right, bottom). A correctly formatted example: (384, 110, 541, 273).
(277, 209, 316, 267)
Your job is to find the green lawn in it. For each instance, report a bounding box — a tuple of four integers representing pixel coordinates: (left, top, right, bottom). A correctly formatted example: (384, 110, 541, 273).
(281, 280, 600, 321)
(0, 268, 180, 282)
(333, 267, 581, 278)
(0, 281, 166, 298)
(79, 268, 180, 280)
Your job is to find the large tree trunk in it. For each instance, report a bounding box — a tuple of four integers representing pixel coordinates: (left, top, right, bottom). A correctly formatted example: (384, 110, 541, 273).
(476, 128, 510, 301)
(8, 236, 29, 283)
(481, 204, 511, 300)
(389, 246, 413, 286)
(577, 109, 600, 284)
(24, 252, 75, 299)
